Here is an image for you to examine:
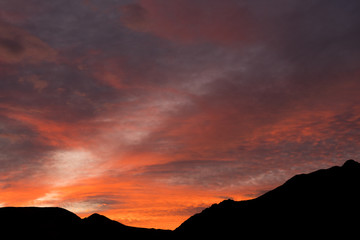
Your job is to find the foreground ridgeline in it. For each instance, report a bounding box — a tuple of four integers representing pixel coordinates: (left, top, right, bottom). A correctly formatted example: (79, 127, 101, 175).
(1, 160, 359, 239)
(175, 159, 360, 238)
(0, 207, 171, 239)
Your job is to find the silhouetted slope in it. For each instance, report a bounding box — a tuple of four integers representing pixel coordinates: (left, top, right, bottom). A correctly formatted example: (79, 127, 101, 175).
(0, 207, 82, 239)
(82, 212, 172, 238)
(83, 212, 128, 228)
(0, 206, 82, 225)
(175, 160, 360, 238)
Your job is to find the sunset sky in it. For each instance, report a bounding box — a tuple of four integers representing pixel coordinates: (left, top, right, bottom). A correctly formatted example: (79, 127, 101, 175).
(1, 0, 360, 229)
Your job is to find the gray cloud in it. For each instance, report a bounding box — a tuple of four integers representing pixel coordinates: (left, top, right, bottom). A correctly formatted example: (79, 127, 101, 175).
(60, 194, 123, 214)
(139, 160, 275, 189)
(0, 115, 54, 183)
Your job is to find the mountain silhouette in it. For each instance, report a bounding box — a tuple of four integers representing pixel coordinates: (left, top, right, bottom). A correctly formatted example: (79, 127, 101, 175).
(0, 207, 83, 239)
(0, 207, 172, 239)
(82, 212, 172, 239)
(83, 212, 125, 226)
(0, 160, 359, 239)
(175, 159, 360, 238)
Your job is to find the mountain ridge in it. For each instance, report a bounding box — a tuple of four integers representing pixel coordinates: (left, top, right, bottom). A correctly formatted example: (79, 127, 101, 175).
(1, 159, 359, 239)
(175, 159, 360, 238)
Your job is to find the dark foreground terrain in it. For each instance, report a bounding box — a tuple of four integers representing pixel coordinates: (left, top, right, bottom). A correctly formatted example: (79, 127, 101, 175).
(1, 159, 359, 239)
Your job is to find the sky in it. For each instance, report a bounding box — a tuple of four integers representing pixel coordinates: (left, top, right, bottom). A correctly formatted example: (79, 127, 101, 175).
(0, 0, 360, 229)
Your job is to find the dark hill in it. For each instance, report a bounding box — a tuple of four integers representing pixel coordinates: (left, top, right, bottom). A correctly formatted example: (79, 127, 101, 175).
(82, 212, 172, 238)
(0, 206, 81, 225)
(82, 212, 127, 228)
(0, 207, 172, 239)
(0, 207, 82, 239)
(175, 159, 360, 238)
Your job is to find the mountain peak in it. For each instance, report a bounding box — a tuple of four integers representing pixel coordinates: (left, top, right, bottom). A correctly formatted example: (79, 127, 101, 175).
(83, 212, 127, 228)
(86, 213, 108, 220)
(342, 159, 360, 168)
(84, 213, 114, 222)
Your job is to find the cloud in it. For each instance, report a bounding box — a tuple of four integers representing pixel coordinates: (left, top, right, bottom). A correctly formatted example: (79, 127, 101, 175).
(0, 114, 54, 184)
(0, 20, 57, 63)
(139, 160, 255, 189)
(120, 0, 255, 44)
(0, 37, 24, 54)
(138, 158, 303, 193)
